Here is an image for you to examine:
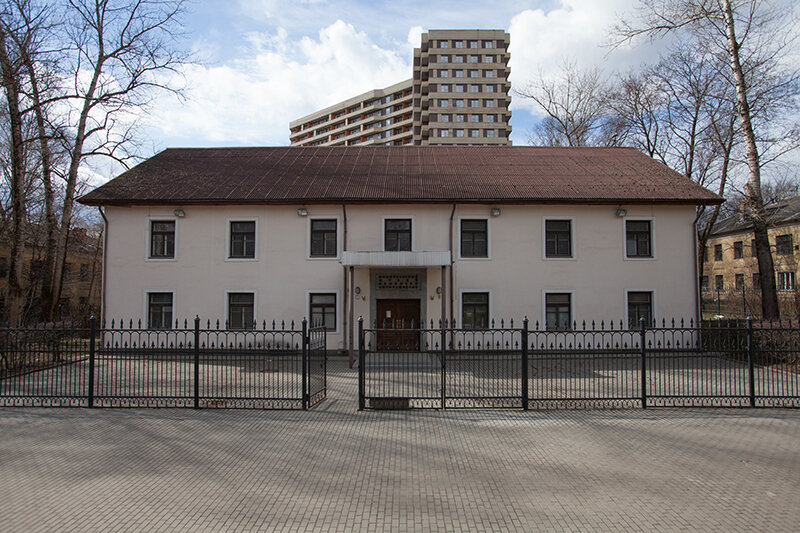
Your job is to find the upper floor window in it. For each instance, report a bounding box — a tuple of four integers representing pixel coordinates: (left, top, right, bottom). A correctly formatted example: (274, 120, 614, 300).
(627, 291, 652, 328)
(228, 292, 254, 329)
(150, 220, 175, 258)
(714, 244, 722, 261)
(310, 293, 336, 330)
(462, 292, 489, 329)
(454, 55, 465, 63)
(700, 276, 709, 291)
(148, 292, 173, 329)
(455, 84, 466, 92)
(438, 40, 449, 48)
(626, 220, 652, 258)
(468, 40, 479, 49)
(545, 293, 571, 330)
(484, 55, 495, 63)
(751, 239, 757, 257)
(440, 114, 451, 123)
(229, 221, 256, 259)
(310, 219, 337, 257)
(545, 220, 572, 258)
(485, 84, 496, 93)
(385, 219, 411, 251)
(776, 234, 793, 255)
(438, 84, 450, 93)
(454, 70, 465, 78)
(461, 219, 488, 258)
(733, 241, 743, 259)
(483, 40, 494, 48)
(454, 40, 464, 48)
(439, 54, 449, 63)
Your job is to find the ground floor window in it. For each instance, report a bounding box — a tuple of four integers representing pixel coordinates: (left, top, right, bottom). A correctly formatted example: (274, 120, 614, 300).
(778, 271, 795, 291)
(545, 293, 571, 330)
(148, 292, 173, 329)
(310, 293, 336, 330)
(462, 292, 489, 329)
(715, 275, 724, 290)
(627, 291, 652, 328)
(228, 292, 254, 329)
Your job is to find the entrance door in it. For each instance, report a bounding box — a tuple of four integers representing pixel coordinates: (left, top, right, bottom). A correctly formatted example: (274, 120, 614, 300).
(376, 299, 421, 350)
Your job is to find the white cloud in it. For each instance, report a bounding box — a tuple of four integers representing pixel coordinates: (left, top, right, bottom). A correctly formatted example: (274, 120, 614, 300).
(146, 20, 410, 146)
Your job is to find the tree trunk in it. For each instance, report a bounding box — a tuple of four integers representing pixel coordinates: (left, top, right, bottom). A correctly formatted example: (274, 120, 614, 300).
(0, 29, 28, 323)
(721, 0, 779, 319)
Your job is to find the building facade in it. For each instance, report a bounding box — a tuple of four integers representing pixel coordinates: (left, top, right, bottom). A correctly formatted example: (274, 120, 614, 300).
(701, 197, 800, 316)
(80, 146, 720, 351)
(289, 30, 511, 147)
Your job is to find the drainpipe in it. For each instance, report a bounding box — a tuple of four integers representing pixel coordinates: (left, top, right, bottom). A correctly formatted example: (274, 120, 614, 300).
(341, 203, 350, 363)
(693, 211, 701, 324)
(98, 206, 108, 324)
(449, 203, 456, 325)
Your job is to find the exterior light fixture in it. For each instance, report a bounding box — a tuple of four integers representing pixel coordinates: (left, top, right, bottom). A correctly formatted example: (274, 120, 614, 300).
(297, 208, 308, 216)
(354, 286, 361, 295)
(173, 209, 185, 217)
(615, 208, 627, 217)
(490, 208, 501, 217)
(436, 286, 442, 294)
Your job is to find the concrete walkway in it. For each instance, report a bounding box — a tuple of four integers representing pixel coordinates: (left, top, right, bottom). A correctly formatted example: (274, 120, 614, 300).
(1, 360, 799, 532)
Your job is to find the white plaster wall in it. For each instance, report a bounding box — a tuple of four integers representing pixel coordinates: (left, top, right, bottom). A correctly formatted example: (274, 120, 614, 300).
(104, 203, 698, 349)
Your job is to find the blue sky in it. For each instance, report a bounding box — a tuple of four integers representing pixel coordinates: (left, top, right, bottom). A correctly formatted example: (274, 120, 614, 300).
(111, 0, 677, 172)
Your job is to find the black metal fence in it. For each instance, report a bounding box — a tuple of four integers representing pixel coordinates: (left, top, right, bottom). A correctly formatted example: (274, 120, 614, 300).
(701, 285, 800, 318)
(358, 317, 800, 410)
(1, 317, 326, 409)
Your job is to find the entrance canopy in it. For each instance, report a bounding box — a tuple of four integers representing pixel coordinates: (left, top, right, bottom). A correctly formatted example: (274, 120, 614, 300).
(341, 251, 450, 267)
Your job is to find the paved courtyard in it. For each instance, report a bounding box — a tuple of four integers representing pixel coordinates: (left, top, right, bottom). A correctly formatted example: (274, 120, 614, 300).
(1, 360, 799, 532)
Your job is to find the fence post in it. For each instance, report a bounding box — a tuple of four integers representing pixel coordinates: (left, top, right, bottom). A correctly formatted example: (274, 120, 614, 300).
(302, 318, 308, 410)
(747, 317, 756, 407)
(522, 317, 529, 411)
(194, 316, 200, 409)
(358, 317, 365, 411)
(88, 316, 96, 408)
(640, 317, 647, 409)
(441, 319, 446, 410)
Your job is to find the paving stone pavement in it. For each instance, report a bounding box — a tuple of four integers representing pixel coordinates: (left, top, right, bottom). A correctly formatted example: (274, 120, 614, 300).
(1, 359, 799, 532)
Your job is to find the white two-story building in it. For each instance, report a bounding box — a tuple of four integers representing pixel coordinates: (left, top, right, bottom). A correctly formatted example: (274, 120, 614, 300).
(79, 145, 721, 351)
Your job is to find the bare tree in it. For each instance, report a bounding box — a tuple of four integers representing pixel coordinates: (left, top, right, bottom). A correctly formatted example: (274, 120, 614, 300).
(614, 0, 800, 319)
(45, 0, 187, 320)
(517, 58, 616, 147)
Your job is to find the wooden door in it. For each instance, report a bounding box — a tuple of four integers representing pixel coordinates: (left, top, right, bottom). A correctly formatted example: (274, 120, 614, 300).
(376, 299, 421, 350)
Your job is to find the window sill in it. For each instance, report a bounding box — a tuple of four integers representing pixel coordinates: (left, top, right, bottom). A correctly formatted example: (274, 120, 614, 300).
(306, 255, 341, 261)
(146, 257, 177, 262)
(225, 257, 258, 262)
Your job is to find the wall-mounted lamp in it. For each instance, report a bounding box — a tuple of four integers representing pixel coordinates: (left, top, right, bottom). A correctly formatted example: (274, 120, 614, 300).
(354, 286, 361, 295)
(297, 208, 308, 216)
(615, 208, 627, 217)
(173, 209, 185, 217)
(490, 208, 501, 217)
(436, 286, 442, 294)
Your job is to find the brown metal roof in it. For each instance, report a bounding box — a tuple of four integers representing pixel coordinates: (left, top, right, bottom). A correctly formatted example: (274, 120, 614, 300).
(78, 146, 723, 206)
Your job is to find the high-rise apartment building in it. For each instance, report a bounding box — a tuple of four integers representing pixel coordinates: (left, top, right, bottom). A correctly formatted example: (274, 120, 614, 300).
(289, 29, 511, 146)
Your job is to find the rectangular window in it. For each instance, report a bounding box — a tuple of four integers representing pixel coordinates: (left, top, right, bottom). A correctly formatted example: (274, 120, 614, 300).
(455, 84, 466, 92)
(715, 275, 724, 290)
(469, 55, 479, 62)
(751, 239, 757, 257)
(484, 99, 495, 107)
(454, 40, 464, 48)
(228, 292, 254, 329)
(485, 129, 495, 137)
(778, 271, 795, 291)
(483, 40, 494, 48)
(468, 40, 478, 49)
(627, 291, 652, 328)
(470, 84, 480, 92)
(454, 99, 464, 107)
(0, 256, 8, 278)
(468, 69, 479, 78)
(454, 70, 465, 78)
(461, 219, 488, 258)
(79, 263, 89, 281)
(439, 54, 449, 63)
(439, 69, 449, 77)
(469, 99, 479, 108)
(752, 273, 761, 289)
(485, 84, 496, 93)
(385, 219, 412, 251)
(440, 114, 451, 123)
(545, 220, 572, 258)
(150, 220, 175, 258)
(714, 244, 722, 261)
(440, 129, 450, 137)
(439, 84, 450, 92)
(439, 99, 449, 107)
(310, 293, 336, 330)
(455, 129, 465, 137)
(735, 273, 745, 290)
(703, 246, 709, 262)
(310, 219, 337, 257)
(545, 293, 571, 331)
(776, 234, 793, 255)
(456, 114, 466, 122)
(148, 293, 173, 329)
(469, 129, 480, 137)
(733, 241, 743, 259)
(485, 114, 496, 122)
(229, 221, 256, 258)
(454, 55, 464, 63)
(700, 276, 709, 291)
(484, 55, 495, 63)
(438, 40, 449, 48)
(470, 114, 480, 122)
(484, 70, 495, 77)
(462, 292, 489, 329)
(626, 220, 652, 258)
